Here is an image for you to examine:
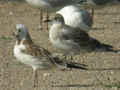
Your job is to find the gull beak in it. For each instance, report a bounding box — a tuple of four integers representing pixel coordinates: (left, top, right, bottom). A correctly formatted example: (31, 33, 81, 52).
(12, 31, 19, 38)
(43, 19, 52, 23)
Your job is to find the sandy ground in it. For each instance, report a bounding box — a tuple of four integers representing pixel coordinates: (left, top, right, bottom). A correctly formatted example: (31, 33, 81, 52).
(0, 1, 120, 90)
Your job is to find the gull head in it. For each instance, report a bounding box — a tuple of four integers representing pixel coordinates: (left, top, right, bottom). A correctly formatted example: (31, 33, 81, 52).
(13, 24, 29, 41)
(53, 14, 65, 24)
(43, 14, 65, 25)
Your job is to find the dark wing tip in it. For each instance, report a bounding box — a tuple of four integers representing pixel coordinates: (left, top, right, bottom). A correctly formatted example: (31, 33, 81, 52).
(67, 62, 88, 70)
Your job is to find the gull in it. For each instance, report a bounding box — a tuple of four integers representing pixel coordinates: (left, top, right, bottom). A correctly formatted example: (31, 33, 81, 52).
(25, 0, 85, 31)
(45, 14, 119, 58)
(57, 5, 93, 32)
(83, 0, 119, 19)
(25, 0, 85, 12)
(13, 24, 87, 88)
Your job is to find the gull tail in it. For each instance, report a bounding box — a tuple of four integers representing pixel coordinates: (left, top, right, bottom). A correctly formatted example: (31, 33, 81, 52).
(91, 38, 119, 53)
(66, 62, 88, 70)
(53, 57, 88, 70)
(99, 43, 118, 53)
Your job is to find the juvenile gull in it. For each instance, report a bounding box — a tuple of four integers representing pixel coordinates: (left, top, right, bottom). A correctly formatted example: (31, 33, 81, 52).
(57, 5, 93, 32)
(46, 14, 119, 58)
(13, 24, 87, 88)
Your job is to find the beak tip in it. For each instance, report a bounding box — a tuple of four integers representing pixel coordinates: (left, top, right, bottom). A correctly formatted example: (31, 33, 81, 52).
(43, 19, 51, 23)
(12, 32, 18, 38)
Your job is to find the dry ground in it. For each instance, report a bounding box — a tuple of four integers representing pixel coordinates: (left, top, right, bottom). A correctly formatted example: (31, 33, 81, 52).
(0, 1, 120, 90)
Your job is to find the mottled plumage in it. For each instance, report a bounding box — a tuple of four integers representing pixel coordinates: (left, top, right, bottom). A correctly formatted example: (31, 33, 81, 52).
(13, 24, 87, 88)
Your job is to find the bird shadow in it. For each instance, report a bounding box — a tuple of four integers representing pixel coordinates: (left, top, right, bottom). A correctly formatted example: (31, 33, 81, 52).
(92, 27, 105, 31)
(87, 67, 120, 71)
(112, 21, 120, 24)
(52, 84, 98, 87)
(69, 61, 120, 71)
(52, 83, 120, 88)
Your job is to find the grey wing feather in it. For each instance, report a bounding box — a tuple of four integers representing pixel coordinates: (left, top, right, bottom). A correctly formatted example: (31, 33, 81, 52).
(48, 0, 85, 8)
(59, 25, 117, 52)
(60, 26, 91, 46)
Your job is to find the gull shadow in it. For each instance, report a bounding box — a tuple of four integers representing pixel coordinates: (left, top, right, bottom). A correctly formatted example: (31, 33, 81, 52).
(112, 21, 120, 24)
(87, 68, 120, 71)
(92, 27, 105, 31)
(96, 12, 120, 15)
(52, 84, 99, 87)
(52, 83, 120, 88)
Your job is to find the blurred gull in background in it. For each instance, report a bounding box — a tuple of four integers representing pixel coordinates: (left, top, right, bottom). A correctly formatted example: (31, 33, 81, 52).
(57, 5, 93, 32)
(25, 0, 85, 30)
(83, 0, 120, 19)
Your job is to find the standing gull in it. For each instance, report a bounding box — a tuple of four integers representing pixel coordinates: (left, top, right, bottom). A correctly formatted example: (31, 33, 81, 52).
(57, 5, 93, 32)
(25, 0, 85, 30)
(83, 0, 119, 20)
(13, 24, 87, 88)
(45, 14, 119, 59)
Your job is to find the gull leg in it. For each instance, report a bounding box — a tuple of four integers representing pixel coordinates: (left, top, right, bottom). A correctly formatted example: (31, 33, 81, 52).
(70, 55, 74, 61)
(39, 9, 43, 30)
(91, 8, 94, 20)
(63, 53, 68, 60)
(33, 70, 38, 88)
(46, 10, 49, 31)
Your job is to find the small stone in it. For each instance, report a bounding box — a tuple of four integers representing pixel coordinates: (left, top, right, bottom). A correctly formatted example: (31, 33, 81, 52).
(111, 87, 118, 90)
(110, 71, 114, 74)
(9, 11, 13, 15)
(43, 73, 51, 77)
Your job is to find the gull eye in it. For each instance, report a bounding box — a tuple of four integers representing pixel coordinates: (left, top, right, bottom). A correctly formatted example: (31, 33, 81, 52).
(54, 17, 58, 20)
(54, 18, 57, 20)
(18, 29, 21, 33)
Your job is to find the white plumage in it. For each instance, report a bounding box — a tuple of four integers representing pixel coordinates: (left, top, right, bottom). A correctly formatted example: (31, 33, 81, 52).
(57, 5, 93, 32)
(48, 14, 118, 56)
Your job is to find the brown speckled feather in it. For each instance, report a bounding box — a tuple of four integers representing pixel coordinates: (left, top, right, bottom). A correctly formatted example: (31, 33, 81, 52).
(14, 24, 88, 71)
(20, 33, 56, 65)
(22, 33, 51, 56)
